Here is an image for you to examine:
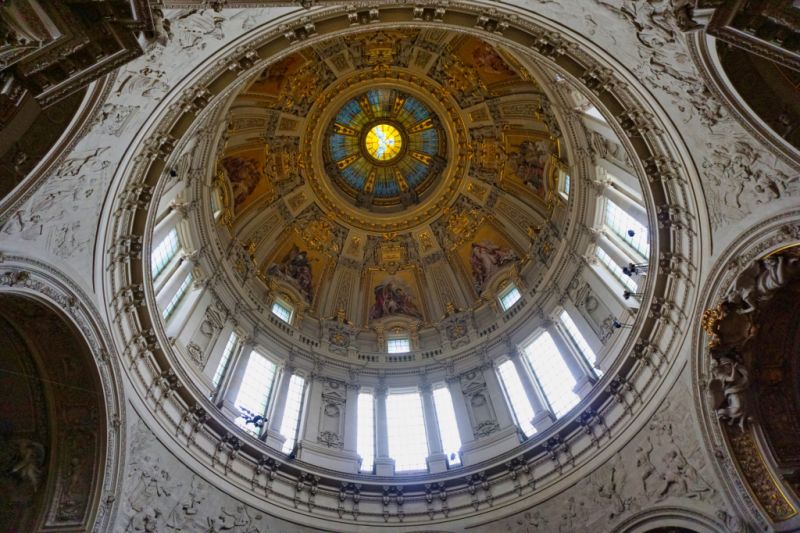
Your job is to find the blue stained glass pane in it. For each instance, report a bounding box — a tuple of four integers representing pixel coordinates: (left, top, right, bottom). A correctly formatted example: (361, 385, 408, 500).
(403, 97, 429, 121)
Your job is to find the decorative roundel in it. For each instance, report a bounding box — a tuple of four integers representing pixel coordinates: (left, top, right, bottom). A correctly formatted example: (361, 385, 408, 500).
(324, 88, 446, 211)
(364, 123, 403, 162)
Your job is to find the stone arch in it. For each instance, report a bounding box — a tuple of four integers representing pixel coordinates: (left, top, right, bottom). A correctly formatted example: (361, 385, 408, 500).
(0, 258, 125, 532)
(614, 506, 727, 533)
(693, 212, 800, 531)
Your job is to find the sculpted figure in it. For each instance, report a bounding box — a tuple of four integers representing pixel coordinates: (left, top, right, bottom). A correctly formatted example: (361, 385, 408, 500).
(710, 357, 749, 430)
(9, 439, 45, 491)
(726, 254, 800, 313)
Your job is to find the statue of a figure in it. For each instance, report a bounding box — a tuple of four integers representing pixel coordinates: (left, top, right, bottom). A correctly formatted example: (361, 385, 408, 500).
(710, 357, 749, 430)
(725, 254, 800, 313)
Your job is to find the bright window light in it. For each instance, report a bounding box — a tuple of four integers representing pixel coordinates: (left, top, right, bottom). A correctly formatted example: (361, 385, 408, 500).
(559, 310, 602, 376)
(212, 332, 239, 387)
(433, 386, 462, 466)
(279, 374, 306, 453)
(271, 299, 293, 323)
(499, 284, 522, 311)
(234, 351, 277, 435)
(595, 247, 637, 292)
(496, 360, 536, 437)
(584, 104, 606, 122)
(524, 332, 580, 418)
(387, 391, 429, 471)
(604, 200, 649, 258)
(561, 173, 571, 197)
(387, 338, 410, 353)
(151, 228, 180, 279)
(162, 273, 192, 320)
(357, 391, 375, 472)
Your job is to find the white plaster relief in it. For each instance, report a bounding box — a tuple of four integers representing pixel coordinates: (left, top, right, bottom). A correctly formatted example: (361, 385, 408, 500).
(119, 414, 326, 533)
(490, 383, 735, 533)
(0, 8, 293, 281)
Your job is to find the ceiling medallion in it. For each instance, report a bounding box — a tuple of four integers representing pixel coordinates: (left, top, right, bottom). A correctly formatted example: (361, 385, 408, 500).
(365, 123, 404, 162)
(303, 70, 469, 234)
(324, 88, 446, 212)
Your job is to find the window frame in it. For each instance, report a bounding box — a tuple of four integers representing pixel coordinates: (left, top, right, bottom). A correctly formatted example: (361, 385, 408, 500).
(271, 297, 294, 324)
(233, 348, 279, 437)
(386, 388, 429, 472)
(387, 337, 411, 354)
(498, 283, 522, 312)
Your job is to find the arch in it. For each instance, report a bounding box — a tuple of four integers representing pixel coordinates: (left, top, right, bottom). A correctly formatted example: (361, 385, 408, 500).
(614, 506, 726, 533)
(0, 257, 125, 532)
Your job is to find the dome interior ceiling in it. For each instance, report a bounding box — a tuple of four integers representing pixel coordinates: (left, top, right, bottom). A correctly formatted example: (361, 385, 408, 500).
(217, 29, 567, 327)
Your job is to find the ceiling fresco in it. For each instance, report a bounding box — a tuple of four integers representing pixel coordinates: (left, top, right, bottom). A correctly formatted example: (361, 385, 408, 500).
(217, 29, 563, 328)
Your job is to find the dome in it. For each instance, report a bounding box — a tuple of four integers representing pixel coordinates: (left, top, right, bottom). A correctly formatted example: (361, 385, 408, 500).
(4, 2, 799, 532)
(325, 88, 445, 210)
(170, 26, 647, 478)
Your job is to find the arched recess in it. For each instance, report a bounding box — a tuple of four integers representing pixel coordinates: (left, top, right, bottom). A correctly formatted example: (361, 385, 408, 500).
(614, 506, 728, 533)
(0, 258, 125, 532)
(693, 211, 800, 532)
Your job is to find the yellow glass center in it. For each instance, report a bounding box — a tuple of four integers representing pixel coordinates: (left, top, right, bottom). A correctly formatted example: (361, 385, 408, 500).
(365, 123, 402, 161)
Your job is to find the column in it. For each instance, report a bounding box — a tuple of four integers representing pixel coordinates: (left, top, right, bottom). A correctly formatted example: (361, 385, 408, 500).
(446, 376, 475, 445)
(155, 256, 193, 309)
(374, 382, 395, 476)
(596, 159, 640, 201)
(299, 375, 323, 446)
(343, 383, 359, 453)
(548, 323, 594, 397)
(508, 349, 555, 431)
(481, 364, 514, 430)
(597, 233, 631, 271)
(420, 384, 447, 473)
(264, 365, 294, 450)
(217, 342, 252, 418)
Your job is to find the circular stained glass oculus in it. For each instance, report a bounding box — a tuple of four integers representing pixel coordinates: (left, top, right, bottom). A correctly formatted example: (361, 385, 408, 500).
(324, 88, 446, 211)
(365, 123, 403, 162)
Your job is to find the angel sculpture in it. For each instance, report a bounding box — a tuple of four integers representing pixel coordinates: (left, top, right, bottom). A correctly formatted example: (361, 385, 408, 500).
(709, 356, 749, 430)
